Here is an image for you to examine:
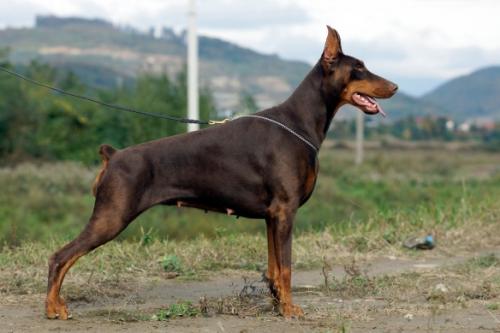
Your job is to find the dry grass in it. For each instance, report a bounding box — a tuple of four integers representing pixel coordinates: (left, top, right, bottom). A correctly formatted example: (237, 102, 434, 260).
(0, 209, 498, 299)
(49, 251, 499, 332)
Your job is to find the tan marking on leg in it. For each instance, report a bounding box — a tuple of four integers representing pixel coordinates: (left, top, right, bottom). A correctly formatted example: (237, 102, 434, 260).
(278, 267, 303, 318)
(46, 252, 85, 320)
(266, 202, 303, 318)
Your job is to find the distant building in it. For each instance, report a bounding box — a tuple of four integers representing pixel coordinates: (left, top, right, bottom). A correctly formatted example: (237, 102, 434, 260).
(445, 120, 455, 131)
(458, 122, 471, 132)
(161, 27, 178, 41)
(472, 117, 496, 131)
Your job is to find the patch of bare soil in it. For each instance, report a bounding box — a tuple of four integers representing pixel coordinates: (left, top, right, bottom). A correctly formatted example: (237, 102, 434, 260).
(1, 249, 500, 333)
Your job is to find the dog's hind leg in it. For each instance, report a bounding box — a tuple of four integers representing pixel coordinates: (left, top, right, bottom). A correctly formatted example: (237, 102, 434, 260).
(45, 173, 141, 320)
(266, 203, 304, 318)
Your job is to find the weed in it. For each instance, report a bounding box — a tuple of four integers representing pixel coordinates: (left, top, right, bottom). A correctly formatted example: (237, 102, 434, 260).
(382, 227, 398, 244)
(152, 301, 199, 320)
(350, 236, 369, 252)
(487, 303, 499, 311)
(469, 254, 499, 268)
(321, 258, 381, 298)
(161, 254, 182, 272)
(338, 323, 351, 333)
(140, 227, 154, 247)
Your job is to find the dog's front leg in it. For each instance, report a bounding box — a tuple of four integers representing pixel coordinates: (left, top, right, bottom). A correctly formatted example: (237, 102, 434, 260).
(266, 203, 304, 318)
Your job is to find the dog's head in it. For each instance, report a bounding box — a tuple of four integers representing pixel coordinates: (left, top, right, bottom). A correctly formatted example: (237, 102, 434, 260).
(321, 26, 398, 116)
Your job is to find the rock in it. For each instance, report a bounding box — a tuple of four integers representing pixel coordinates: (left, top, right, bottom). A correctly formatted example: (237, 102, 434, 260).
(404, 313, 414, 321)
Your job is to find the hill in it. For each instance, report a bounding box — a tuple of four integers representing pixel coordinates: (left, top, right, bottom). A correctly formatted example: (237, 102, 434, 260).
(380, 92, 446, 119)
(1, 16, 499, 121)
(0, 15, 310, 110)
(422, 66, 500, 120)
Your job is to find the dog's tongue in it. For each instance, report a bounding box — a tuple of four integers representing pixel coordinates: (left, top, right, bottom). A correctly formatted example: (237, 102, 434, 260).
(352, 93, 387, 117)
(365, 95, 386, 117)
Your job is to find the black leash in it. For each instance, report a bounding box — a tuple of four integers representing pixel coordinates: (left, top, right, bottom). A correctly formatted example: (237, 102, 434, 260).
(0, 66, 215, 125)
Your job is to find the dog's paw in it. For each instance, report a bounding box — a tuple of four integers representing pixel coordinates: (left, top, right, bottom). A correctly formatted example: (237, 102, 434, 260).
(46, 296, 72, 320)
(280, 303, 304, 319)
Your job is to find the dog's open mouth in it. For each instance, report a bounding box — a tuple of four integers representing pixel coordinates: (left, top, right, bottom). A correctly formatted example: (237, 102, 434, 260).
(352, 93, 386, 117)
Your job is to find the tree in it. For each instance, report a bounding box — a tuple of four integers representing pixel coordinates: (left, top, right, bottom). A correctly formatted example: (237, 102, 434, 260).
(240, 92, 258, 114)
(0, 61, 217, 164)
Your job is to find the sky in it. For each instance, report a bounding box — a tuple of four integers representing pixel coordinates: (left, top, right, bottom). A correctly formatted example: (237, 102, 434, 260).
(1, 0, 499, 96)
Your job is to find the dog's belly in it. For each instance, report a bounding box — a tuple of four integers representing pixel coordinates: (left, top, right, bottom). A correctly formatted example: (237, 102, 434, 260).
(160, 187, 268, 218)
(165, 197, 266, 219)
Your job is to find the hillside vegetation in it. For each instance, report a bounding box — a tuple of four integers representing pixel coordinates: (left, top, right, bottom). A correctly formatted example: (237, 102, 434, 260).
(424, 66, 500, 120)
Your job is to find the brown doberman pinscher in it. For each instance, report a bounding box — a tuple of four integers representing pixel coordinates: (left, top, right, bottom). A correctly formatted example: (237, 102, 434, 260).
(46, 26, 397, 319)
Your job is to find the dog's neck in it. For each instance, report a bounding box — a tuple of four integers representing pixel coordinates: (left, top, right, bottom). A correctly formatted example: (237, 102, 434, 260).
(266, 61, 344, 150)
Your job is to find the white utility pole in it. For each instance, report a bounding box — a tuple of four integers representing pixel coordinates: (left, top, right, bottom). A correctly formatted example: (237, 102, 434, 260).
(187, 0, 199, 132)
(355, 111, 364, 165)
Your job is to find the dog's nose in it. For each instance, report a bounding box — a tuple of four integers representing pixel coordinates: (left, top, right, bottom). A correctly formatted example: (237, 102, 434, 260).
(391, 83, 398, 92)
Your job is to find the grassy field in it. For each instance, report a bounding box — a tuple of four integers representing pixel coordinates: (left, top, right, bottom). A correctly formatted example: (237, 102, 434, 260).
(1, 145, 499, 246)
(1, 145, 500, 332)
(1, 144, 499, 284)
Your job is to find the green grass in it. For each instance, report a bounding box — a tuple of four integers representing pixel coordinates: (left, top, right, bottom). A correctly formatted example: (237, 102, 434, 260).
(1, 147, 499, 245)
(161, 254, 182, 272)
(487, 303, 499, 311)
(152, 302, 199, 320)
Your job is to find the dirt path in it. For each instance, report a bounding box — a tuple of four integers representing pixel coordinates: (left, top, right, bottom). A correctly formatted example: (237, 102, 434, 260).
(2, 250, 500, 333)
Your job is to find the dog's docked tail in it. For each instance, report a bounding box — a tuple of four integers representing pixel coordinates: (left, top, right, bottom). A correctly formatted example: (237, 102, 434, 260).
(92, 144, 117, 196)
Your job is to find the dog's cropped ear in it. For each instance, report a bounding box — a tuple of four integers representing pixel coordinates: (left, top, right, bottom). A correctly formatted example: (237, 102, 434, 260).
(322, 25, 343, 71)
